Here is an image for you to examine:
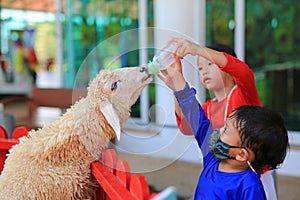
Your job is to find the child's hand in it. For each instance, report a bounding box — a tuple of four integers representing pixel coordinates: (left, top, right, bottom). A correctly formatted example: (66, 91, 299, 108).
(157, 55, 186, 91)
(166, 38, 200, 58)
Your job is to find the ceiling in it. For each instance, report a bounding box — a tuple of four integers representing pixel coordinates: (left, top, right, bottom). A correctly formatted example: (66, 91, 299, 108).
(0, 0, 57, 12)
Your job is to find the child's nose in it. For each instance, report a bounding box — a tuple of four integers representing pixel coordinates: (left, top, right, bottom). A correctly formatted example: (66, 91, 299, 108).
(201, 68, 208, 76)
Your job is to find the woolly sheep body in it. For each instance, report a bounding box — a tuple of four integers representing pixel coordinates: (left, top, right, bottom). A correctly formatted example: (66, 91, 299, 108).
(0, 67, 152, 199)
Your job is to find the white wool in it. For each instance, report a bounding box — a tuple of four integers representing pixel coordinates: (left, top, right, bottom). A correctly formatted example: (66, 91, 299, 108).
(0, 67, 152, 199)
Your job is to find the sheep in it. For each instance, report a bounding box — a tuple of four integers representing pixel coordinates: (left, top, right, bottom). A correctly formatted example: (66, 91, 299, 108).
(0, 67, 152, 199)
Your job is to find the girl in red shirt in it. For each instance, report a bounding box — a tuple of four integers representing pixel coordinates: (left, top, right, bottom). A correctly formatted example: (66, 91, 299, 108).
(171, 39, 261, 132)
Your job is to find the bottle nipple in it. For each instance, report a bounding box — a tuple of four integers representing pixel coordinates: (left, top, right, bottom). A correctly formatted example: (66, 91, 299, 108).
(147, 61, 160, 75)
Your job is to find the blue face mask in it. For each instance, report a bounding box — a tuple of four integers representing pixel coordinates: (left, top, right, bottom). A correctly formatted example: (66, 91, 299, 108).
(209, 128, 242, 160)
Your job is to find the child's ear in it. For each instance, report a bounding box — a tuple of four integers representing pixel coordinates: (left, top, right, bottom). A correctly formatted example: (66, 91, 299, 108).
(235, 148, 249, 162)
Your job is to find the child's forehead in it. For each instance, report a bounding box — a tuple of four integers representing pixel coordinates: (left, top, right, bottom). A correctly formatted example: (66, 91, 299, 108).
(225, 117, 242, 142)
(198, 56, 210, 64)
(226, 116, 240, 132)
(226, 116, 235, 127)
(227, 113, 238, 127)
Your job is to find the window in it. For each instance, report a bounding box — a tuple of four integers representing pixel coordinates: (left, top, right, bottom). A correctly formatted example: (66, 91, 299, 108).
(206, 0, 300, 131)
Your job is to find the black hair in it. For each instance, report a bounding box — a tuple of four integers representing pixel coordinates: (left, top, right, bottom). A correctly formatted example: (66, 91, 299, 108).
(209, 43, 237, 58)
(229, 105, 289, 173)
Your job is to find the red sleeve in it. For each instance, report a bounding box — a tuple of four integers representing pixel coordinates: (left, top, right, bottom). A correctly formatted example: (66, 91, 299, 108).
(175, 111, 193, 135)
(220, 53, 262, 106)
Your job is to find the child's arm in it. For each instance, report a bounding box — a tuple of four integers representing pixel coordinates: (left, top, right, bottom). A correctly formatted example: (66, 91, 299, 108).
(157, 55, 195, 134)
(167, 37, 228, 67)
(174, 97, 194, 135)
(173, 83, 211, 150)
(169, 38, 223, 134)
(158, 56, 211, 154)
(174, 97, 210, 135)
(219, 53, 262, 106)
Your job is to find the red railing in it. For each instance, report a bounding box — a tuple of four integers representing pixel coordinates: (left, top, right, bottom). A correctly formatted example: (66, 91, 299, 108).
(0, 126, 176, 200)
(0, 126, 29, 173)
(92, 148, 158, 200)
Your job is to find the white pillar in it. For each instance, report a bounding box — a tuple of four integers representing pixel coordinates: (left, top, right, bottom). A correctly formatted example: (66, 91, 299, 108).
(196, 0, 206, 104)
(55, 0, 63, 87)
(154, 0, 206, 126)
(138, 0, 149, 124)
(234, 0, 245, 61)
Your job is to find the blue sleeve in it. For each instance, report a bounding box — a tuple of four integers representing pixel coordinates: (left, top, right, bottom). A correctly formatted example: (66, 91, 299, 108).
(242, 185, 266, 200)
(174, 83, 212, 156)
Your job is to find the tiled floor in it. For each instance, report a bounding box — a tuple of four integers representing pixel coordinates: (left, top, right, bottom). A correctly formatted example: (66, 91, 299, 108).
(1, 98, 300, 200)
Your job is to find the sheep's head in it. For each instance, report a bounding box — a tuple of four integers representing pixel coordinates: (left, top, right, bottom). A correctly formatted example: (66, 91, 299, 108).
(87, 67, 152, 140)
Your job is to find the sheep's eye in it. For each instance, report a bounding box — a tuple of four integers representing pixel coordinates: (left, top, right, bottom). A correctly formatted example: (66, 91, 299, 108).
(111, 81, 118, 91)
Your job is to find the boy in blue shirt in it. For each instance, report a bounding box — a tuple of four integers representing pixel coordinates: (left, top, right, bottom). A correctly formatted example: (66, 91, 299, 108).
(157, 56, 289, 199)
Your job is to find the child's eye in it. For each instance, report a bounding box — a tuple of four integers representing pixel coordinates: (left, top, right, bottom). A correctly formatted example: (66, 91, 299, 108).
(208, 62, 213, 66)
(198, 66, 203, 71)
(223, 127, 227, 134)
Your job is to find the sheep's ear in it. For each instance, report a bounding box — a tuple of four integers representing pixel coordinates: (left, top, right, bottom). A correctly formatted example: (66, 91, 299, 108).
(100, 101, 121, 141)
